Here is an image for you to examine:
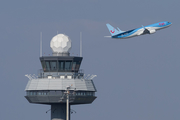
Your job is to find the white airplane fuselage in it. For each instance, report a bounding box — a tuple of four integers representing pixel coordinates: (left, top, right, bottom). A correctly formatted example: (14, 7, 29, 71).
(106, 21, 172, 39)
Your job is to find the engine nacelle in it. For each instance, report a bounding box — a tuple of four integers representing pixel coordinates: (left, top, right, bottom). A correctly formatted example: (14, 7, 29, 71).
(149, 29, 156, 34)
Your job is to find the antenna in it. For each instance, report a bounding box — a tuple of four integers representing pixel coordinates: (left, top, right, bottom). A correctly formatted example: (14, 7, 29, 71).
(40, 32, 42, 57)
(80, 32, 82, 57)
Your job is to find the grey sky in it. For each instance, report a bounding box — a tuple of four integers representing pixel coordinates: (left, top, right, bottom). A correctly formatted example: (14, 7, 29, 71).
(0, 0, 179, 120)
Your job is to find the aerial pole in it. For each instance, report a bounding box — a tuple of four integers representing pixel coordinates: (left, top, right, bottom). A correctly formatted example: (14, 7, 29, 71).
(40, 32, 42, 57)
(80, 32, 82, 57)
(66, 87, 69, 120)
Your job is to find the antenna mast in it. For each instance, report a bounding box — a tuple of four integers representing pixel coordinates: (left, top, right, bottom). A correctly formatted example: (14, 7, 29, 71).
(40, 32, 42, 57)
(80, 32, 82, 57)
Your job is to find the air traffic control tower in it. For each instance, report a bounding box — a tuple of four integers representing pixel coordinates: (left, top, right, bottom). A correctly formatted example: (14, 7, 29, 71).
(25, 34, 97, 120)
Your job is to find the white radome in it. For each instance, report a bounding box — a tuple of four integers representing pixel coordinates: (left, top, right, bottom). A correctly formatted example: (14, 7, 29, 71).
(50, 34, 71, 53)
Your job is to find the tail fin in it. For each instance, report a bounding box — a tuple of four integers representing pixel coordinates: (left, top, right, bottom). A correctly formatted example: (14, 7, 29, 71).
(106, 23, 124, 36)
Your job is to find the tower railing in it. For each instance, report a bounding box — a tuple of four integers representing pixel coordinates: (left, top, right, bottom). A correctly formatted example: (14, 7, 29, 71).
(37, 69, 84, 79)
(39, 69, 84, 73)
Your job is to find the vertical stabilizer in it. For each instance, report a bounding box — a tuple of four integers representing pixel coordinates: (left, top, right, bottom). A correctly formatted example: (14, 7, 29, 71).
(106, 23, 124, 36)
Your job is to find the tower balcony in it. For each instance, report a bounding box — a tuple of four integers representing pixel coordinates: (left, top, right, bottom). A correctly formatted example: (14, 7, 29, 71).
(38, 69, 84, 79)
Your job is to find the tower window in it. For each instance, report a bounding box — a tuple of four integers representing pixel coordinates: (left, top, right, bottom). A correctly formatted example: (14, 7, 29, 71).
(45, 61, 50, 71)
(65, 61, 72, 71)
(50, 61, 57, 70)
(72, 62, 76, 70)
(59, 61, 65, 70)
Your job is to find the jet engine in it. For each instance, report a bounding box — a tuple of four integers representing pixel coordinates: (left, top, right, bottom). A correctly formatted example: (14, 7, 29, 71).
(149, 29, 156, 34)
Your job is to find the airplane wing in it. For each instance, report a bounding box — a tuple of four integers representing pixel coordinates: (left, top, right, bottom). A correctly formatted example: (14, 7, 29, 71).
(137, 28, 144, 35)
(137, 27, 156, 35)
(145, 27, 156, 34)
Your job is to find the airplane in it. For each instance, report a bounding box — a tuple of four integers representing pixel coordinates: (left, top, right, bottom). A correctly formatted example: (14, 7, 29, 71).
(106, 21, 172, 39)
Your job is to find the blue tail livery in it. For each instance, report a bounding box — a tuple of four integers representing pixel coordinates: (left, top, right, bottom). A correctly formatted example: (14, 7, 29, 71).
(106, 24, 124, 36)
(106, 21, 172, 39)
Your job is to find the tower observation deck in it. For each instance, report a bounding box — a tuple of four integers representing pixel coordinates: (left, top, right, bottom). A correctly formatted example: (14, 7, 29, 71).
(25, 34, 97, 120)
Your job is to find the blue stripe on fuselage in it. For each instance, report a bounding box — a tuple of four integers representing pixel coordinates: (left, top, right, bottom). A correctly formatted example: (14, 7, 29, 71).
(112, 28, 140, 38)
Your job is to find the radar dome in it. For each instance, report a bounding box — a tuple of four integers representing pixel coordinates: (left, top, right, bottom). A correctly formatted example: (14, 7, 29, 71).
(50, 34, 71, 54)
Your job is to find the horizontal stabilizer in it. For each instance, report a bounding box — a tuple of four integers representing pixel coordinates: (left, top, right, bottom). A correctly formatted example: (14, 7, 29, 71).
(104, 36, 111, 38)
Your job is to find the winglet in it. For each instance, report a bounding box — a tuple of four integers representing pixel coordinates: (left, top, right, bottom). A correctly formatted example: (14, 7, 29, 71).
(142, 25, 145, 30)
